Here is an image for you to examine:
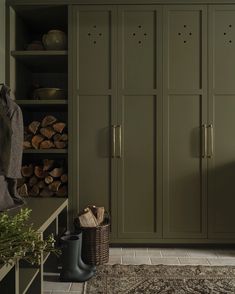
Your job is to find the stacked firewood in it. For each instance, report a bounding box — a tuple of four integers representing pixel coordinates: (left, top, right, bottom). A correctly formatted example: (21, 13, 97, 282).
(17, 159, 68, 198)
(23, 115, 68, 150)
(76, 206, 106, 228)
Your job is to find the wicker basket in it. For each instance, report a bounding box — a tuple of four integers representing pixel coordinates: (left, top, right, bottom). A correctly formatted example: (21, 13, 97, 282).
(80, 220, 110, 266)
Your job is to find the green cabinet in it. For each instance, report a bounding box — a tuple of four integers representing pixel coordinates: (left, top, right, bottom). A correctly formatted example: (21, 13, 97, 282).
(75, 6, 118, 230)
(117, 6, 163, 239)
(163, 6, 208, 239)
(208, 5, 235, 239)
(75, 4, 235, 244)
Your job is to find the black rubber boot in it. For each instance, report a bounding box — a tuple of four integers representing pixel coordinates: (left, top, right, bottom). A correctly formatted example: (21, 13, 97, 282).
(64, 231, 96, 272)
(77, 232, 96, 272)
(60, 235, 94, 282)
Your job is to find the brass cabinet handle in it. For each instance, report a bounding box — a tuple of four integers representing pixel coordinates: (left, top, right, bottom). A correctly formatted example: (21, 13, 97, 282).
(111, 125, 117, 158)
(116, 125, 122, 158)
(208, 124, 214, 158)
(202, 124, 207, 158)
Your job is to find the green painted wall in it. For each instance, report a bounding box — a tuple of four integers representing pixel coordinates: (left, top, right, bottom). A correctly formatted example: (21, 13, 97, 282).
(0, 0, 5, 83)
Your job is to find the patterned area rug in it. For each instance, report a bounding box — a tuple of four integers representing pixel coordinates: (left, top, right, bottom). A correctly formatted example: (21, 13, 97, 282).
(84, 264, 235, 293)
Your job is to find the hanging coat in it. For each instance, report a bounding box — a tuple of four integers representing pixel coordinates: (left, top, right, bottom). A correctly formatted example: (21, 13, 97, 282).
(0, 85, 25, 211)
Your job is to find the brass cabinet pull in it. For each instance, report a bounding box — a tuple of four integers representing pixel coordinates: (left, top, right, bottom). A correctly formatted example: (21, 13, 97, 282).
(208, 124, 214, 158)
(111, 125, 117, 158)
(116, 125, 122, 158)
(202, 124, 207, 158)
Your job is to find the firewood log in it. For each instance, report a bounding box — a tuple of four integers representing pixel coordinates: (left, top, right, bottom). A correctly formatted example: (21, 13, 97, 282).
(29, 176, 38, 187)
(37, 180, 46, 189)
(34, 166, 46, 179)
(78, 208, 98, 228)
(89, 205, 105, 225)
(40, 127, 56, 139)
(21, 164, 34, 177)
(56, 186, 67, 197)
(32, 134, 44, 149)
(61, 134, 68, 142)
(53, 122, 66, 133)
(29, 185, 40, 197)
(54, 141, 67, 149)
(18, 184, 28, 197)
(23, 141, 32, 149)
(49, 168, 63, 178)
(53, 133, 68, 142)
(41, 115, 57, 128)
(45, 175, 53, 184)
(61, 174, 68, 183)
(40, 188, 54, 197)
(49, 180, 61, 192)
(28, 121, 40, 134)
(43, 159, 54, 171)
(40, 140, 55, 149)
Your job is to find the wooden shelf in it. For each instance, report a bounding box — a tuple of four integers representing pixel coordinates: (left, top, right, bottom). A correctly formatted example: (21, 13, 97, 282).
(19, 268, 39, 294)
(17, 100, 68, 106)
(23, 149, 68, 154)
(11, 51, 68, 56)
(11, 51, 68, 73)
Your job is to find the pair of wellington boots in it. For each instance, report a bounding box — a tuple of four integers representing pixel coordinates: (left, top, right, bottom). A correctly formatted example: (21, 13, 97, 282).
(60, 232, 96, 282)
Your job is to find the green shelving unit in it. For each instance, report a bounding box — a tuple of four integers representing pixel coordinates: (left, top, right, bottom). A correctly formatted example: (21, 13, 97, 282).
(23, 149, 68, 154)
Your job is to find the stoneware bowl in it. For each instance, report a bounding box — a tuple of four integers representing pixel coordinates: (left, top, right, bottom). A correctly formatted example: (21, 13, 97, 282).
(33, 88, 66, 100)
(42, 30, 67, 50)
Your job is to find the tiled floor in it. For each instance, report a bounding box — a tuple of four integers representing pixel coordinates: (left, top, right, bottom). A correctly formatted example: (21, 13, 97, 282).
(44, 247, 235, 293)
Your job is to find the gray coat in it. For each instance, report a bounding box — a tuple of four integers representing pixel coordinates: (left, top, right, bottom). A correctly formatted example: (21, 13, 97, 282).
(0, 85, 24, 211)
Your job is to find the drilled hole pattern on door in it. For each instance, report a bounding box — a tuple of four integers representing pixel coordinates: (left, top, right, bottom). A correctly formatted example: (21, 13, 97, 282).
(177, 24, 193, 44)
(223, 24, 234, 45)
(131, 24, 148, 45)
(87, 25, 103, 45)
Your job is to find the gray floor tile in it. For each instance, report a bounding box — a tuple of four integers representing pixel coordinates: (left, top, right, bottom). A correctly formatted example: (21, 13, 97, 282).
(121, 248, 135, 256)
(179, 258, 209, 265)
(70, 283, 84, 291)
(109, 248, 122, 256)
(150, 257, 180, 265)
(216, 250, 235, 258)
(134, 248, 149, 256)
(108, 256, 122, 265)
(208, 258, 235, 266)
(43, 292, 52, 294)
(122, 256, 151, 265)
(188, 249, 218, 258)
(148, 249, 162, 257)
(44, 281, 71, 291)
(161, 249, 189, 257)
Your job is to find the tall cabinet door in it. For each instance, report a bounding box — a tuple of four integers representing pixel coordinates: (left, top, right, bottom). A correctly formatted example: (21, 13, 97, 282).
(208, 6, 235, 239)
(116, 6, 163, 240)
(75, 6, 118, 238)
(163, 6, 208, 239)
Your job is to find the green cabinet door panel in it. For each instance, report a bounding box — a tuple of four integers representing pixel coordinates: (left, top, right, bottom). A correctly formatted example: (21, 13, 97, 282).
(208, 6, 235, 239)
(75, 6, 118, 238)
(163, 6, 207, 238)
(76, 6, 117, 92)
(118, 6, 160, 92)
(117, 6, 163, 239)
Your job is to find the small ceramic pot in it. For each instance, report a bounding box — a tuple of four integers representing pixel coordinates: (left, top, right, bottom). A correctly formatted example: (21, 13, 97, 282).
(42, 30, 67, 50)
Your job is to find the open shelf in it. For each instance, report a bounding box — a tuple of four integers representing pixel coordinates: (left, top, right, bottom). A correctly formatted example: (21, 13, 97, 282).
(11, 51, 68, 73)
(19, 268, 39, 294)
(23, 149, 68, 154)
(11, 51, 68, 56)
(17, 100, 68, 105)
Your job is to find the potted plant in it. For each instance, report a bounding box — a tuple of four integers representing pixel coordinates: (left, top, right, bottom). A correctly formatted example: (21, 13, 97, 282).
(0, 208, 59, 266)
